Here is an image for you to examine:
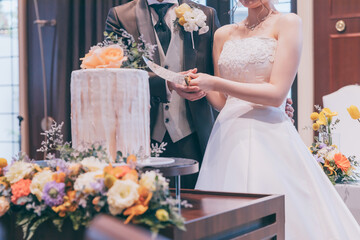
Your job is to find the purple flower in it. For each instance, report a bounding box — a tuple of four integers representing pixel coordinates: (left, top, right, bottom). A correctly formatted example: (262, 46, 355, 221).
(315, 155, 325, 164)
(319, 143, 327, 149)
(42, 181, 65, 207)
(47, 159, 70, 174)
(90, 179, 106, 195)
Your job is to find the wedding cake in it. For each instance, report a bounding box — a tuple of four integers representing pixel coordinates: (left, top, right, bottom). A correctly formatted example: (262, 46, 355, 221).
(70, 68, 150, 160)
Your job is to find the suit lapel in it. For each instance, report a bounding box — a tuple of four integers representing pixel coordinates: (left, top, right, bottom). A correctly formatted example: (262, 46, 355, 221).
(136, 0, 161, 64)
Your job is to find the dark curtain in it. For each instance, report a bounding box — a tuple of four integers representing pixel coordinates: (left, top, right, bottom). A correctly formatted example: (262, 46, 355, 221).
(27, 0, 132, 159)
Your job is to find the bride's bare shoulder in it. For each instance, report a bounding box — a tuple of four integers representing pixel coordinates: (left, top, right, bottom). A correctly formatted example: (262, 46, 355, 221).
(214, 23, 243, 42)
(275, 13, 302, 29)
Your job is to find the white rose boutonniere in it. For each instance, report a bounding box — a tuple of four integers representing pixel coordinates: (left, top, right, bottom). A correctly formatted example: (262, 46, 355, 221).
(174, 3, 209, 49)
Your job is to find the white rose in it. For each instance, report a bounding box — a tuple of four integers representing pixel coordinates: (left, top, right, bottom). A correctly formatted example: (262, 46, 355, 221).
(80, 156, 107, 172)
(30, 170, 53, 201)
(74, 170, 103, 194)
(139, 171, 168, 192)
(5, 161, 35, 184)
(107, 180, 139, 215)
(326, 148, 340, 161)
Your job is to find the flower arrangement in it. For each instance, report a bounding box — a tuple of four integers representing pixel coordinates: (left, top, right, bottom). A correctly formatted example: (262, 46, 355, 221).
(309, 106, 359, 184)
(81, 30, 156, 69)
(174, 3, 209, 49)
(0, 123, 185, 240)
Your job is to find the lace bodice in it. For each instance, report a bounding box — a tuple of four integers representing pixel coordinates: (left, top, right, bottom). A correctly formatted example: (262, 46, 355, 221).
(218, 37, 277, 83)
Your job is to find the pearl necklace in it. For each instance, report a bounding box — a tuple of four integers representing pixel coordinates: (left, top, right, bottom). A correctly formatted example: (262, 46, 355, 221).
(244, 10, 273, 31)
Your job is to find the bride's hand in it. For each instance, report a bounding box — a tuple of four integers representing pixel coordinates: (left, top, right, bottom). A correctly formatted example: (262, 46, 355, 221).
(188, 72, 217, 92)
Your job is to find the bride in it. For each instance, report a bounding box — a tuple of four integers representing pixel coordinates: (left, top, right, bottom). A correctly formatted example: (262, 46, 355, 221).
(188, 0, 360, 239)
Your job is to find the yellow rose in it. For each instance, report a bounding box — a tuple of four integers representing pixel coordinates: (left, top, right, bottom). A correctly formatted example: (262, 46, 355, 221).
(174, 3, 192, 18)
(321, 108, 338, 117)
(0, 197, 10, 217)
(310, 112, 319, 121)
(312, 122, 320, 131)
(316, 112, 327, 126)
(178, 16, 186, 26)
(347, 105, 360, 120)
(155, 209, 169, 222)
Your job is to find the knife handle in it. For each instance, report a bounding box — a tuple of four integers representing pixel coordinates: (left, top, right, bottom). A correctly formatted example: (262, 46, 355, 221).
(184, 75, 191, 86)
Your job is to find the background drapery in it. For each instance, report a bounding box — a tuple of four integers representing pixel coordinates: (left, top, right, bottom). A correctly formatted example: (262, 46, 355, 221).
(26, 0, 132, 159)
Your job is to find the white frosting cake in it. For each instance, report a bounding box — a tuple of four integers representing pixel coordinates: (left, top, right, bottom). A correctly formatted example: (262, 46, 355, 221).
(71, 69, 150, 160)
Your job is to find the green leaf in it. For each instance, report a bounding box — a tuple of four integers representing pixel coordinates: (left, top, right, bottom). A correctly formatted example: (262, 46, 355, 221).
(52, 218, 65, 232)
(26, 216, 50, 240)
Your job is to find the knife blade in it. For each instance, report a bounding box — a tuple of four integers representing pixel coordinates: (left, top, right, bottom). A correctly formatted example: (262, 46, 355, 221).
(143, 56, 190, 86)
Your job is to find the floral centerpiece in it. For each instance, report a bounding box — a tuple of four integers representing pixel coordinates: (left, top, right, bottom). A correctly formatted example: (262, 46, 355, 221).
(309, 106, 359, 184)
(0, 122, 185, 240)
(81, 30, 156, 69)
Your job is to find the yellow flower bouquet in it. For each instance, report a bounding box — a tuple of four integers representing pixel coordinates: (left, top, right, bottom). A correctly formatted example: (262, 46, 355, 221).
(309, 106, 359, 184)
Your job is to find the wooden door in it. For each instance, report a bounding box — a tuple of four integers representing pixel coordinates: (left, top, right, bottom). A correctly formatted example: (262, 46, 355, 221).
(314, 0, 360, 106)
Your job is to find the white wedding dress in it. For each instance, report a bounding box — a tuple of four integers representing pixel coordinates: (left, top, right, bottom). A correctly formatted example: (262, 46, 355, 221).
(195, 37, 360, 239)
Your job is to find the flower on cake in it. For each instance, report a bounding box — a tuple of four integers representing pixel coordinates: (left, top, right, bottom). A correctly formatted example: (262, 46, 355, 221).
(80, 45, 127, 69)
(80, 29, 156, 69)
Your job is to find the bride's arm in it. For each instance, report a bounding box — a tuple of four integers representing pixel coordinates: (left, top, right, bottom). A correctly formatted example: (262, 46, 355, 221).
(202, 27, 228, 111)
(190, 14, 302, 108)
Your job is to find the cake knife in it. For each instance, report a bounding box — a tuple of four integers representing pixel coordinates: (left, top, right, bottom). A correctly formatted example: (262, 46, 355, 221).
(143, 57, 191, 86)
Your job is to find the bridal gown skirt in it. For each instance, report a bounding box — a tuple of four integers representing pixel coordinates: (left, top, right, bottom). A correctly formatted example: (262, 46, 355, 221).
(195, 98, 360, 240)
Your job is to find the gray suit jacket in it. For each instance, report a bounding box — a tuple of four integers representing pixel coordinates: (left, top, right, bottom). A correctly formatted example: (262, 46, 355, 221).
(105, 0, 221, 155)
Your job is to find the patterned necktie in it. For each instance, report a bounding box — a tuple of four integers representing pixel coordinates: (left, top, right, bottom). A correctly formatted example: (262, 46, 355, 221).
(150, 3, 174, 55)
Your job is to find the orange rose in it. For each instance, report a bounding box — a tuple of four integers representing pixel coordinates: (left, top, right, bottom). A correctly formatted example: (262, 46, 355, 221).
(80, 45, 126, 69)
(80, 46, 104, 69)
(334, 153, 351, 172)
(11, 179, 32, 205)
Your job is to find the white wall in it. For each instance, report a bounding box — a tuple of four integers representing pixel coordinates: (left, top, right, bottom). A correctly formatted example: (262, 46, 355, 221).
(297, 0, 314, 146)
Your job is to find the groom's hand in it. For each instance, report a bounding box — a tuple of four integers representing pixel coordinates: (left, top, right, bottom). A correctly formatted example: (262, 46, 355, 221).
(286, 98, 295, 123)
(168, 81, 206, 101)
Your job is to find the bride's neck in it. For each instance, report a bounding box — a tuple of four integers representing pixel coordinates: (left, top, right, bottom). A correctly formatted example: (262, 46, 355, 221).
(246, 4, 273, 26)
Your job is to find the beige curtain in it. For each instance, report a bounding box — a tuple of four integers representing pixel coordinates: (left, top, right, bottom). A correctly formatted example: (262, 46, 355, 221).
(19, 0, 29, 155)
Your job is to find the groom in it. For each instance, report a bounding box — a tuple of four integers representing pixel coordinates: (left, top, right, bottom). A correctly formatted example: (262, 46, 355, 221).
(105, 0, 220, 189)
(105, 0, 294, 189)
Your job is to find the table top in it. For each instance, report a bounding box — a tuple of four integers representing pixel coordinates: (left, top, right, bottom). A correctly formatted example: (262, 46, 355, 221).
(141, 158, 199, 177)
(35, 158, 199, 178)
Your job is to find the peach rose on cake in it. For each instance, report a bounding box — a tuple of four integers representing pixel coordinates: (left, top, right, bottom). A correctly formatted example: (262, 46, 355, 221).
(80, 45, 127, 69)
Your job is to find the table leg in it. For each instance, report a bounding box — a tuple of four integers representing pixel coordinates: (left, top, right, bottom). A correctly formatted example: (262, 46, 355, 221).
(175, 175, 181, 212)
